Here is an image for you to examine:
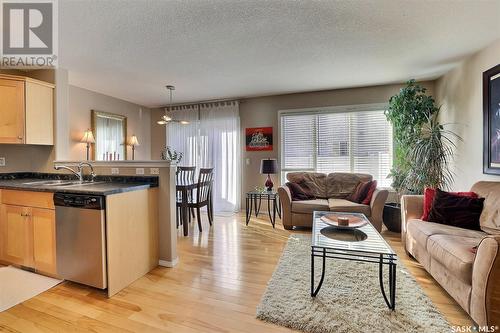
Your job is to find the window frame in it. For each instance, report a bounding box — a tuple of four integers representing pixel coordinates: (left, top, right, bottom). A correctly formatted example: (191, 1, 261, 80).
(278, 103, 390, 184)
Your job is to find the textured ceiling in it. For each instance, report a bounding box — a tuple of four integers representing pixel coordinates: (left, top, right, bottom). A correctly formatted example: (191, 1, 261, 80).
(59, 0, 500, 107)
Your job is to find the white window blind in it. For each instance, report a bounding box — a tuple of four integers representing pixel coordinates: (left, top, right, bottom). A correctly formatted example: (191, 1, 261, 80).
(281, 108, 393, 187)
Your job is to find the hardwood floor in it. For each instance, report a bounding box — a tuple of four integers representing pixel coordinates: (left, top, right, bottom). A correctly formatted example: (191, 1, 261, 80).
(0, 212, 472, 332)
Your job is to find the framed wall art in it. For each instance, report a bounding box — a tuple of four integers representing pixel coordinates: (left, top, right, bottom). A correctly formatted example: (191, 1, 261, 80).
(246, 127, 273, 151)
(483, 64, 500, 175)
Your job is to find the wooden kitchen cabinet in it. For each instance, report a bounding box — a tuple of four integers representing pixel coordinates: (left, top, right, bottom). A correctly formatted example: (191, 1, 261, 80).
(0, 190, 57, 276)
(0, 74, 55, 145)
(0, 78, 25, 144)
(0, 204, 31, 266)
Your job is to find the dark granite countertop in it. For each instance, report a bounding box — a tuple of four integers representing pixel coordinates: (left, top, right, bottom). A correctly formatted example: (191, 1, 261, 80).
(0, 173, 159, 196)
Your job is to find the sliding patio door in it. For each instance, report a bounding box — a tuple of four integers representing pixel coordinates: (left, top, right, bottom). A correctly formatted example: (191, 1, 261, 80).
(166, 102, 241, 213)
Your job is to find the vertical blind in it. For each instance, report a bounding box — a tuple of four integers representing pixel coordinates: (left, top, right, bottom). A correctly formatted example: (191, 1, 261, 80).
(281, 109, 393, 187)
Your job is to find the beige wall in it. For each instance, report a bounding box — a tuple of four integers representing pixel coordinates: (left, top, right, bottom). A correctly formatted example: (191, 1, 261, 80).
(435, 38, 500, 190)
(67, 85, 152, 161)
(240, 81, 435, 206)
(150, 108, 166, 160)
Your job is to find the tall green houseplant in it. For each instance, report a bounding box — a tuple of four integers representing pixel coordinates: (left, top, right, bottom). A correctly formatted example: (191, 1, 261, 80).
(385, 80, 438, 194)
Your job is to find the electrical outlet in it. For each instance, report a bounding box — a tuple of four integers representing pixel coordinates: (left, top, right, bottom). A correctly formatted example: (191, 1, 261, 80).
(111, 168, 120, 175)
(136, 168, 145, 175)
(0, 157, 5, 167)
(150, 168, 159, 175)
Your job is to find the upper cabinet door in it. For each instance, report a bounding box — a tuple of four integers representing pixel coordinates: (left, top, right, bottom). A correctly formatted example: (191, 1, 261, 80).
(0, 79, 25, 144)
(25, 81, 54, 145)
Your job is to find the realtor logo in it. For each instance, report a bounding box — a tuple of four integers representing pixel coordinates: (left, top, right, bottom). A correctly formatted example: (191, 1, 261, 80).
(1, 0, 57, 68)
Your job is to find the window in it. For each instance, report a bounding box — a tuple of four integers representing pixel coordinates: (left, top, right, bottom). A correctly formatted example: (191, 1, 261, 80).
(280, 106, 393, 187)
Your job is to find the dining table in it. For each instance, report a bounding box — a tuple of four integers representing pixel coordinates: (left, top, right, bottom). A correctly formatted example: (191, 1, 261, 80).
(176, 180, 198, 236)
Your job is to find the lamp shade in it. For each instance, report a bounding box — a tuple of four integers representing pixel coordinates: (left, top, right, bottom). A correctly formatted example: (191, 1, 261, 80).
(80, 129, 95, 144)
(260, 159, 278, 174)
(129, 134, 140, 146)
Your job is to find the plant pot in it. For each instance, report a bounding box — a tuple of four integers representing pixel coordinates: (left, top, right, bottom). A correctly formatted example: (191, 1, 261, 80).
(383, 203, 401, 233)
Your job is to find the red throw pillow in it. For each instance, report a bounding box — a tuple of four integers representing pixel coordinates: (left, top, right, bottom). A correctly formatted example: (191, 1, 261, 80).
(421, 187, 478, 221)
(361, 180, 377, 205)
(348, 181, 372, 204)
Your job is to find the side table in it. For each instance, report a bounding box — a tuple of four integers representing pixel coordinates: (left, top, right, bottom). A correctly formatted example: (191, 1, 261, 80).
(245, 190, 281, 228)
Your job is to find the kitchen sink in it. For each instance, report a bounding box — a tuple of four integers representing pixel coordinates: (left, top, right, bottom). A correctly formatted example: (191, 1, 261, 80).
(23, 180, 104, 187)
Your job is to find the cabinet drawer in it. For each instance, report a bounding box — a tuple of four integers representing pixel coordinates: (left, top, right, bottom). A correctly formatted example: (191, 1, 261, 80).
(1, 190, 54, 210)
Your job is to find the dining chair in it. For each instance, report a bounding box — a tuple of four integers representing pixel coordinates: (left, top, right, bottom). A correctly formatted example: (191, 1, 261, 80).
(176, 166, 196, 228)
(176, 168, 214, 232)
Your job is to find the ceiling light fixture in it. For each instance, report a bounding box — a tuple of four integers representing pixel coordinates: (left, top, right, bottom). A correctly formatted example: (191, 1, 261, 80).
(157, 85, 189, 125)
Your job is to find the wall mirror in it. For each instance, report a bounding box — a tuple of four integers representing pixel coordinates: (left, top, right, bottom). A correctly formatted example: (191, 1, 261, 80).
(91, 110, 127, 160)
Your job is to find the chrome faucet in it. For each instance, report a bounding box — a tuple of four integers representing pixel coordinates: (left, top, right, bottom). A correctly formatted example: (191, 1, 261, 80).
(79, 162, 97, 182)
(54, 162, 96, 183)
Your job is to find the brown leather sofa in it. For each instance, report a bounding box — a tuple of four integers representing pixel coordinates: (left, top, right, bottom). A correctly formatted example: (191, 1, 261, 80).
(401, 181, 500, 326)
(277, 172, 388, 231)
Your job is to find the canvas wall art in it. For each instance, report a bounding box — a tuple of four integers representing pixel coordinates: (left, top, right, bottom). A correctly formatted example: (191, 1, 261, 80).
(246, 127, 273, 151)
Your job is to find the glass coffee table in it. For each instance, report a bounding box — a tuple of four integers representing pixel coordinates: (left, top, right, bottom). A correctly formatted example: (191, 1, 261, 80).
(311, 211, 397, 310)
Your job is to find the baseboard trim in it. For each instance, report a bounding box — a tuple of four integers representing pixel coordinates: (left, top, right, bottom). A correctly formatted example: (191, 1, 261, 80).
(159, 258, 179, 267)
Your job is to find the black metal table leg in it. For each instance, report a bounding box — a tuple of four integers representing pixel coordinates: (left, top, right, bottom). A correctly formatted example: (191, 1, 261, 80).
(256, 196, 262, 216)
(379, 254, 396, 310)
(311, 248, 326, 297)
(390, 256, 396, 310)
(267, 195, 273, 224)
(271, 197, 276, 228)
(276, 196, 281, 218)
(246, 195, 253, 225)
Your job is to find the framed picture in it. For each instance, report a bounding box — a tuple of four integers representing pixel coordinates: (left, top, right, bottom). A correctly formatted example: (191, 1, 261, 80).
(246, 127, 273, 151)
(483, 64, 500, 175)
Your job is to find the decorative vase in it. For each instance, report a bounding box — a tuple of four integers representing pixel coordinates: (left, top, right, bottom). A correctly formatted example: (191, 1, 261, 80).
(383, 203, 401, 233)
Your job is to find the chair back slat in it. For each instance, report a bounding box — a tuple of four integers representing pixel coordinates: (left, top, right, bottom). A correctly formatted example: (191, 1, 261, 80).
(177, 166, 196, 185)
(197, 168, 214, 204)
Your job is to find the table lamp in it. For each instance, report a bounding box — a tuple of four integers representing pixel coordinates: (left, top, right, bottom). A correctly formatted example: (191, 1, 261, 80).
(260, 159, 278, 191)
(80, 129, 95, 160)
(129, 135, 140, 160)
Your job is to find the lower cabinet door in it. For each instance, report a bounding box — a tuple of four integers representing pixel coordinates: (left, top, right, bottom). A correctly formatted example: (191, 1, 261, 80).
(0, 204, 31, 266)
(32, 207, 57, 275)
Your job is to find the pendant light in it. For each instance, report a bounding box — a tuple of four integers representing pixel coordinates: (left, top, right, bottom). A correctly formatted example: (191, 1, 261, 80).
(157, 85, 189, 125)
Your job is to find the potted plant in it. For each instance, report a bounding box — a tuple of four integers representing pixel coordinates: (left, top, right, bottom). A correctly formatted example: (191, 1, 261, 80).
(161, 146, 183, 174)
(383, 80, 460, 232)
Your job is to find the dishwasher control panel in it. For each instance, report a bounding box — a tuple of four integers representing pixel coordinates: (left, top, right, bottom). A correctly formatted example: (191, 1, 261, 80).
(53, 193, 105, 210)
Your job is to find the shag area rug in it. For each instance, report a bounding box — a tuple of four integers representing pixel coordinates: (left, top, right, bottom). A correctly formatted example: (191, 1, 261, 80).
(256, 234, 452, 333)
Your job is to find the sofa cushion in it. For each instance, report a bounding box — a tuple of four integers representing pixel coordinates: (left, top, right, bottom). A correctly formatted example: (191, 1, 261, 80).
(291, 199, 329, 214)
(406, 219, 487, 249)
(427, 234, 482, 284)
(328, 198, 371, 216)
(325, 173, 372, 199)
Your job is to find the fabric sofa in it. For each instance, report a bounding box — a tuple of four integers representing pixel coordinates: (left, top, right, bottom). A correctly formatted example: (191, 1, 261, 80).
(401, 181, 500, 326)
(277, 172, 388, 231)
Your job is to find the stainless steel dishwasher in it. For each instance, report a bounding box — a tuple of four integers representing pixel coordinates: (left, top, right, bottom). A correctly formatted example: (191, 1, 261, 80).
(54, 193, 107, 289)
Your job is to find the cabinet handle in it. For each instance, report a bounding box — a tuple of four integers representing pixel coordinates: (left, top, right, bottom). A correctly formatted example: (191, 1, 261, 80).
(17, 136, 23, 140)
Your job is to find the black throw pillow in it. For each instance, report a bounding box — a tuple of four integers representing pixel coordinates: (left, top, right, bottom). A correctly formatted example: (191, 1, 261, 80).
(427, 189, 484, 230)
(286, 182, 315, 201)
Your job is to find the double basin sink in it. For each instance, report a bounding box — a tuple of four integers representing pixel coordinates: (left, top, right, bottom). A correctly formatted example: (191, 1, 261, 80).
(22, 180, 104, 188)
